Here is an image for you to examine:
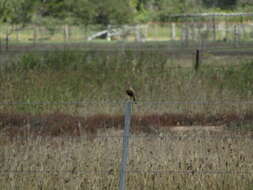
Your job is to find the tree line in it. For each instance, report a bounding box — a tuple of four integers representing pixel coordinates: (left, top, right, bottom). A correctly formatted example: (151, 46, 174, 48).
(0, 0, 252, 26)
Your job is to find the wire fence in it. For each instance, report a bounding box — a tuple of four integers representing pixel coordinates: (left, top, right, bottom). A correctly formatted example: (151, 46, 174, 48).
(1, 19, 253, 51)
(0, 100, 252, 189)
(0, 99, 253, 105)
(0, 39, 253, 189)
(0, 169, 251, 175)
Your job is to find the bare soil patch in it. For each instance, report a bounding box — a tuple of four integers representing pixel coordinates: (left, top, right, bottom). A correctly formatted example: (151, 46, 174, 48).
(169, 125, 224, 132)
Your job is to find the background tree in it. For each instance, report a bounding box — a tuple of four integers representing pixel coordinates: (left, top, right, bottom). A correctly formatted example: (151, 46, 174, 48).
(202, 0, 238, 9)
(0, 0, 32, 25)
(92, 0, 135, 26)
(0, 0, 251, 27)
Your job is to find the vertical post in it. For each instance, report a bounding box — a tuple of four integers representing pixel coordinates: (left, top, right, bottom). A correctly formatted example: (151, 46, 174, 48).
(185, 23, 189, 47)
(221, 21, 226, 41)
(234, 24, 238, 48)
(225, 17, 228, 42)
(144, 24, 148, 41)
(5, 35, 8, 51)
(212, 16, 216, 41)
(33, 24, 37, 47)
(5, 26, 9, 51)
(135, 25, 142, 42)
(15, 25, 19, 42)
(64, 24, 69, 42)
(237, 24, 241, 46)
(171, 22, 176, 40)
(240, 16, 245, 41)
(119, 101, 132, 190)
(107, 25, 112, 41)
(194, 49, 200, 72)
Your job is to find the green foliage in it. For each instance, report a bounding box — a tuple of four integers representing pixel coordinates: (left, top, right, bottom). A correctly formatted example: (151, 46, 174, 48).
(0, 0, 31, 24)
(1, 49, 253, 113)
(202, 0, 238, 9)
(202, 61, 253, 96)
(12, 51, 88, 71)
(223, 62, 253, 94)
(0, 0, 251, 26)
(92, 0, 135, 25)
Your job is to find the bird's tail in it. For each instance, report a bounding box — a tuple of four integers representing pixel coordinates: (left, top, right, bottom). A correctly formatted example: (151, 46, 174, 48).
(132, 95, 137, 104)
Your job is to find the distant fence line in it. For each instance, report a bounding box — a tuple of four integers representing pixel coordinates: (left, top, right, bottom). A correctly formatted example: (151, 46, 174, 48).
(2, 46, 253, 52)
(168, 12, 253, 17)
(0, 100, 253, 105)
(0, 169, 251, 175)
(1, 17, 253, 48)
(6, 134, 253, 141)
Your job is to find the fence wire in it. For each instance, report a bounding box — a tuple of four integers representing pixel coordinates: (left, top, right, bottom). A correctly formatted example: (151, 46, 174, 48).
(0, 102, 252, 182)
(0, 169, 251, 175)
(0, 99, 253, 105)
(4, 134, 253, 141)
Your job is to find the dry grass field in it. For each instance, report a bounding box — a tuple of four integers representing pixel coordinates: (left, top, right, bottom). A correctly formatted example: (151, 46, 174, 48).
(0, 111, 252, 189)
(0, 46, 252, 189)
(0, 127, 252, 190)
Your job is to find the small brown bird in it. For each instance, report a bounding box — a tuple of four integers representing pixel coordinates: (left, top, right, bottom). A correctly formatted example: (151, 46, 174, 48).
(126, 87, 136, 103)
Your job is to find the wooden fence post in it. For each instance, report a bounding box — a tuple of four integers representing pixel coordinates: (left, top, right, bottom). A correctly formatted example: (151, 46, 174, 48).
(171, 22, 176, 40)
(212, 16, 216, 41)
(5, 35, 9, 51)
(194, 49, 200, 71)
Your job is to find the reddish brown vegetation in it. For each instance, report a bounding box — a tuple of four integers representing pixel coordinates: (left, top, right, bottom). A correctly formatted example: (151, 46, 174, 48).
(0, 112, 252, 137)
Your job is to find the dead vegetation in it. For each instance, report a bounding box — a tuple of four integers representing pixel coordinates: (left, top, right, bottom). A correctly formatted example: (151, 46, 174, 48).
(0, 126, 252, 190)
(0, 111, 252, 138)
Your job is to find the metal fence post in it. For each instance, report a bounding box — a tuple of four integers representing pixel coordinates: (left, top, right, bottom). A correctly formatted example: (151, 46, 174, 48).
(194, 49, 200, 72)
(5, 35, 8, 51)
(119, 101, 132, 190)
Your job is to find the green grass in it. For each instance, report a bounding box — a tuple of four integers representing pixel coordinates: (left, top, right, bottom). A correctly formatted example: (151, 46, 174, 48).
(0, 24, 94, 43)
(0, 49, 253, 115)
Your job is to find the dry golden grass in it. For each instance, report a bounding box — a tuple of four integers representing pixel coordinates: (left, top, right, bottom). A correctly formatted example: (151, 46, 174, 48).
(0, 127, 252, 190)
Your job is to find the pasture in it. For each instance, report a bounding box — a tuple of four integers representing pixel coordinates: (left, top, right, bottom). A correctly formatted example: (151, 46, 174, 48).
(0, 44, 252, 189)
